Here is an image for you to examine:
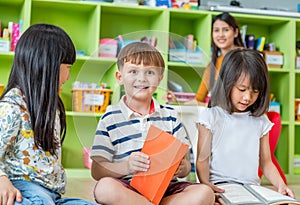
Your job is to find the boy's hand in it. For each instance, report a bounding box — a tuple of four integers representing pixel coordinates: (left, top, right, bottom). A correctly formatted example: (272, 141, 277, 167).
(127, 152, 150, 175)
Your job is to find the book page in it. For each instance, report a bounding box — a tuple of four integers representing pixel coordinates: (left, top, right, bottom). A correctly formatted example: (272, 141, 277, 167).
(218, 183, 262, 204)
(248, 185, 299, 204)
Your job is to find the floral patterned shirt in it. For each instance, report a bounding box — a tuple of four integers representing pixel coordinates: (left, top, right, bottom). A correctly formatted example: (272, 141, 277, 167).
(0, 88, 66, 194)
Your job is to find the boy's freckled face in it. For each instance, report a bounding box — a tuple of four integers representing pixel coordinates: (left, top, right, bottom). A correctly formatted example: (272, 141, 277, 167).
(116, 61, 163, 101)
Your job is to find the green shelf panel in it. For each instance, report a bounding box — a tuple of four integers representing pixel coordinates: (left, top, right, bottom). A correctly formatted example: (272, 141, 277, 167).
(275, 124, 289, 173)
(269, 72, 290, 121)
(168, 64, 206, 93)
(296, 20, 300, 41)
(169, 10, 211, 54)
(295, 126, 300, 154)
(0, 55, 13, 85)
(99, 5, 169, 54)
(62, 114, 100, 168)
(168, 61, 206, 69)
(0, 0, 27, 27)
(31, 0, 99, 56)
(296, 73, 300, 98)
(66, 111, 103, 117)
(0, 1, 299, 177)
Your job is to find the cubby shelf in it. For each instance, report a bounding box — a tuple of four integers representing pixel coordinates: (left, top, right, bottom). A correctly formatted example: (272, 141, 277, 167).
(0, 0, 299, 182)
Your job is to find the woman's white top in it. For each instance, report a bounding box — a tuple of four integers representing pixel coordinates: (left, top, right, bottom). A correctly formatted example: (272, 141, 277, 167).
(197, 106, 273, 185)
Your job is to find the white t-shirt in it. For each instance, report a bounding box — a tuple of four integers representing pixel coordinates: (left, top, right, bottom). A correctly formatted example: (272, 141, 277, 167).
(197, 106, 273, 185)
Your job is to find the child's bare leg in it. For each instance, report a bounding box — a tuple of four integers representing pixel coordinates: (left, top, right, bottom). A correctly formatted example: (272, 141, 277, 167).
(94, 177, 153, 205)
(160, 184, 215, 205)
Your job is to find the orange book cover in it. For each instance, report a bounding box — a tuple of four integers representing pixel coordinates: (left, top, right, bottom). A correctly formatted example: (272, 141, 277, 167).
(130, 125, 189, 205)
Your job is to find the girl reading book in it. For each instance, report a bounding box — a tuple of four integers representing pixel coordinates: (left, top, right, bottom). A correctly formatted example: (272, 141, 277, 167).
(196, 48, 295, 200)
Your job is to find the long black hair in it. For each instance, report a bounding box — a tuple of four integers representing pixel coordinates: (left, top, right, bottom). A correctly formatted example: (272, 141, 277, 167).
(209, 12, 244, 90)
(209, 48, 270, 117)
(1, 23, 76, 155)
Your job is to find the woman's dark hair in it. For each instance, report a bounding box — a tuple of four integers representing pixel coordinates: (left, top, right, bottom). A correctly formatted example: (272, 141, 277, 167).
(1, 23, 76, 155)
(209, 48, 270, 117)
(209, 12, 244, 90)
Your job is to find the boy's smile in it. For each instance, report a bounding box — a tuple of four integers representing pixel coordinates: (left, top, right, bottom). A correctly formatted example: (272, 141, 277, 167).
(116, 61, 163, 103)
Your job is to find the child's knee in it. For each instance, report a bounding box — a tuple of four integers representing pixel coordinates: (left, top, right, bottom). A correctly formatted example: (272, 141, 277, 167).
(188, 184, 215, 205)
(94, 177, 121, 203)
(198, 184, 215, 204)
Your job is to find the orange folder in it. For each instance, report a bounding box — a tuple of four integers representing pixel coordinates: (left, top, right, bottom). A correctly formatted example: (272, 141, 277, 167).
(130, 125, 189, 205)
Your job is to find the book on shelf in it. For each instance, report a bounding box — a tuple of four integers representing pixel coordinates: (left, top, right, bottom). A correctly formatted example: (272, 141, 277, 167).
(246, 34, 255, 50)
(217, 183, 300, 205)
(130, 125, 189, 205)
(240, 25, 248, 48)
(255, 36, 266, 52)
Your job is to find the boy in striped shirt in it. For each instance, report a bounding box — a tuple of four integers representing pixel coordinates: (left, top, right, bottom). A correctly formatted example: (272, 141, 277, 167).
(90, 42, 214, 205)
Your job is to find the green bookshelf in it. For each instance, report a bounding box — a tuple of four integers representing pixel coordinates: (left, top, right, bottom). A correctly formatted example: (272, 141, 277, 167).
(0, 0, 300, 182)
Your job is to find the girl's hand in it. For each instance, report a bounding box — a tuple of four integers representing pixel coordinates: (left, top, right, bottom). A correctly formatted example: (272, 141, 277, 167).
(200, 181, 225, 194)
(0, 176, 22, 205)
(127, 152, 150, 175)
(278, 184, 295, 198)
(210, 183, 225, 194)
(162, 90, 177, 104)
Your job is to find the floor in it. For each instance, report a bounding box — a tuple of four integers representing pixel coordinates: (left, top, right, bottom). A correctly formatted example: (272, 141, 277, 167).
(63, 169, 300, 203)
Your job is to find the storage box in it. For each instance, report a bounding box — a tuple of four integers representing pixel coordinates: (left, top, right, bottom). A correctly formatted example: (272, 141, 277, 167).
(295, 98, 300, 121)
(263, 51, 283, 68)
(72, 88, 112, 113)
(186, 47, 203, 64)
(0, 39, 10, 52)
(296, 56, 300, 69)
(294, 155, 300, 174)
(173, 92, 196, 103)
(269, 101, 280, 114)
(99, 38, 118, 58)
(169, 41, 186, 62)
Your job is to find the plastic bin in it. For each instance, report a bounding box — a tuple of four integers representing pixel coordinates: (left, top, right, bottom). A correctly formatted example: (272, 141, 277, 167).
(72, 88, 112, 113)
(169, 41, 186, 62)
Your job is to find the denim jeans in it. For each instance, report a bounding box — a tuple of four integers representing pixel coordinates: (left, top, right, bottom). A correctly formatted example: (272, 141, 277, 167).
(12, 180, 98, 205)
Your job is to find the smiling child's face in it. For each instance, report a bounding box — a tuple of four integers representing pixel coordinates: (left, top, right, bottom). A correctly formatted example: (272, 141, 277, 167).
(116, 61, 163, 102)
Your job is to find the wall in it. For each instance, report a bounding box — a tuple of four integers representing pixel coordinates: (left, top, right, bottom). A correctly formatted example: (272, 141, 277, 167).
(203, 0, 300, 12)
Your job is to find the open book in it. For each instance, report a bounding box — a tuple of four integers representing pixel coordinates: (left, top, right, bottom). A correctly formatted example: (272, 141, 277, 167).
(217, 183, 300, 205)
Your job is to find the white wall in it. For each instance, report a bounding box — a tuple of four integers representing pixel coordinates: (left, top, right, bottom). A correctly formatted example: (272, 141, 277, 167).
(203, 0, 300, 12)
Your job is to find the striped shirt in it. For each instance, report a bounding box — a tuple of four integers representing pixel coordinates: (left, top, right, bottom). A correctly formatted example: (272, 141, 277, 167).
(90, 96, 190, 174)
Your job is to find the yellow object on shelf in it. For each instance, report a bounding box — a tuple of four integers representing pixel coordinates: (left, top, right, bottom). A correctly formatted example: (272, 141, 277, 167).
(0, 84, 4, 96)
(295, 99, 300, 121)
(72, 88, 112, 114)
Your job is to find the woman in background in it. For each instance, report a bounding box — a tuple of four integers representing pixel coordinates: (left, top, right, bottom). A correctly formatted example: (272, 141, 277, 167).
(165, 12, 244, 105)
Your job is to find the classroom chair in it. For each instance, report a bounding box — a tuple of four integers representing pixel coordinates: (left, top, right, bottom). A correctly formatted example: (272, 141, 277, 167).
(258, 111, 287, 184)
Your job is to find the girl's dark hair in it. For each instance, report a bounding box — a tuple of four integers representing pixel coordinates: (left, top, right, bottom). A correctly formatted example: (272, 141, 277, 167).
(1, 23, 76, 155)
(117, 42, 165, 74)
(209, 12, 244, 90)
(209, 48, 270, 117)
